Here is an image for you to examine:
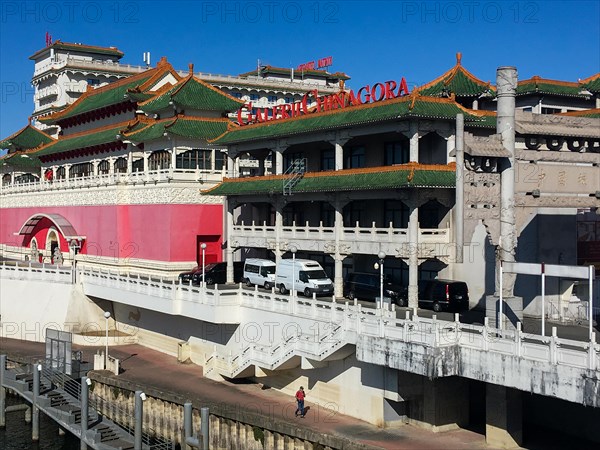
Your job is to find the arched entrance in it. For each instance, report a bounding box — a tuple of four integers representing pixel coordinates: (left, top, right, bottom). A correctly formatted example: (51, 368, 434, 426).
(46, 229, 60, 264)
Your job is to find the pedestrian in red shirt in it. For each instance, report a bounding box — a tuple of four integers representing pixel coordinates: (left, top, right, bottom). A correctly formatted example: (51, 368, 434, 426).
(295, 386, 306, 418)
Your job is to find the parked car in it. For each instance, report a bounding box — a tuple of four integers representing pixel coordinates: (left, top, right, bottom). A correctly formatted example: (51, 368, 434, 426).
(243, 258, 276, 289)
(343, 272, 408, 306)
(179, 262, 243, 286)
(275, 259, 334, 296)
(418, 279, 469, 312)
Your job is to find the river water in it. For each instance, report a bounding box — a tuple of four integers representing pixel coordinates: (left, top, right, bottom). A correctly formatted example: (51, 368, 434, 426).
(0, 394, 79, 449)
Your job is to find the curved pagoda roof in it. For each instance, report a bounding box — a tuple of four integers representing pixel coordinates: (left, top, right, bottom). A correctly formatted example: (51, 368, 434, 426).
(138, 67, 244, 114)
(210, 93, 485, 145)
(516, 76, 589, 98)
(121, 116, 231, 144)
(0, 124, 54, 152)
(415, 53, 493, 98)
(580, 73, 600, 94)
(0, 152, 42, 172)
(39, 58, 181, 125)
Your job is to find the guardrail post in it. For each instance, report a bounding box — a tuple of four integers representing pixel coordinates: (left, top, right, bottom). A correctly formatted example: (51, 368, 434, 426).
(483, 317, 490, 351)
(32, 363, 40, 441)
(590, 332, 597, 371)
(201, 407, 210, 450)
(80, 377, 89, 450)
(515, 322, 523, 358)
(550, 327, 558, 364)
(0, 355, 5, 427)
(134, 391, 144, 450)
(184, 402, 195, 450)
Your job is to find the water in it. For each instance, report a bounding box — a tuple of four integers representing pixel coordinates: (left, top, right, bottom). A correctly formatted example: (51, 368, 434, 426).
(0, 394, 79, 449)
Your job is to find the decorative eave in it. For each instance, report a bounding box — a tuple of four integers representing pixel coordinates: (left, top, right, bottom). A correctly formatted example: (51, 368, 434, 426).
(29, 120, 138, 162)
(579, 73, 600, 94)
(0, 152, 42, 172)
(517, 76, 589, 98)
(121, 115, 231, 144)
(0, 124, 55, 152)
(203, 163, 456, 196)
(210, 93, 482, 145)
(415, 53, 494, 98)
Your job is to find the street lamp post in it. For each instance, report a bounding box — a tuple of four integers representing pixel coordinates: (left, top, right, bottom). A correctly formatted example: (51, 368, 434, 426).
(104, 311, 110, 370)
(374, 251, 386, 309)
(201, 243, 207, 288)
(290, 245, 297, 297)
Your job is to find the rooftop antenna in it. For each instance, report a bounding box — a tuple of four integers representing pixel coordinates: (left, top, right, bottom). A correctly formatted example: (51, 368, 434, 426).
(143, 52, 151, 67)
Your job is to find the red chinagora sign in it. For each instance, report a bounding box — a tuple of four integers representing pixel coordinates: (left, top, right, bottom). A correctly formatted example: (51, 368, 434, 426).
(237, 78, 410, 126)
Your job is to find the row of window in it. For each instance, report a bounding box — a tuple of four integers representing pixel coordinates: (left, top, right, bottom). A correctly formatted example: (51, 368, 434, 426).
(231, 92, 298, 104)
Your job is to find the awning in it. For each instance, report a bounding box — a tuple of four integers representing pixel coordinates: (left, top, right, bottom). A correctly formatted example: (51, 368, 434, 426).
(16, 213, 86, 241)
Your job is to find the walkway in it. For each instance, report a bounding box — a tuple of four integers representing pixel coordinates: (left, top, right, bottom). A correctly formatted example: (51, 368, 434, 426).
(0, 338, 487, 450)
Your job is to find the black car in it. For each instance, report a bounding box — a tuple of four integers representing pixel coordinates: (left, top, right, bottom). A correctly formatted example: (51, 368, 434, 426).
(418, 279, 469, 312)
(179, 262, 243, 286)
(343, 272, 407, 306)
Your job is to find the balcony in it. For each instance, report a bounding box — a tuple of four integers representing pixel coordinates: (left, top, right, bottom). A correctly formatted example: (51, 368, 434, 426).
(231, 221, 451, 256)
(0, 168, 225, 195)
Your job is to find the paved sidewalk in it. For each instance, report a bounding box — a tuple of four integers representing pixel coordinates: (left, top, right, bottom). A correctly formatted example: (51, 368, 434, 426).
(0, 337, 488, 450)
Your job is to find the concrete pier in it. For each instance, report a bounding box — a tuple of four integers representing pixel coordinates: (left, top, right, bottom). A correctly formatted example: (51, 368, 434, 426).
(486, 384, 523, 448)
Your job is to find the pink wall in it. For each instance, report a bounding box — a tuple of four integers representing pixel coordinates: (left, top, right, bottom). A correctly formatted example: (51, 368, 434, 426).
(0, 204, 223, 262)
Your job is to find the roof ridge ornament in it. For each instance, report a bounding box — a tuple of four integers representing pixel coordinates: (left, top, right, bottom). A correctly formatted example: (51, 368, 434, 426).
(456, 52, 462, 66)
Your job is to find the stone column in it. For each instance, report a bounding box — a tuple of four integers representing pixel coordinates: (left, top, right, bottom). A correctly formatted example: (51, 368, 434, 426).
(274, 147, 284, 175)
(127, 153, 133, 174)
(333, 197, 347, 297)
(108, 158, 115, 175)
(328, 134, 349, 171)
(446, 134, 456, 163)
(226, 154, 235, 178)
(409, 121, 419, 162)
(211, 149, 216, 171)
(274, 199, 284, 264)
(454, 114, 464, 263)
(486, 384, 522, 448)
(65, 164, 71, 182)
(143, 152, 150, 181)
(472, 99, 479, 110)
(407, 196, 420, 309)
(92, 160, 99, 177)
(170, 148, 177, 171)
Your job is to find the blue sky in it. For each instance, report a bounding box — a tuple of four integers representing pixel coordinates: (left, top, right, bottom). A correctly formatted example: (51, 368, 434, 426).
(1, 0, 599, 138)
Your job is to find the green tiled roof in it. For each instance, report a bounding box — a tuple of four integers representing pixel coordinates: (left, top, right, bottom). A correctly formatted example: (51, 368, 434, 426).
(0, 152, 42, 170)
(39, 74, 154, 124)
(0, 125, 54, 151)
(205, 165, 455, 196)
(123, 117, 229, 143)
(559, 109, 600, 119)
(212, 96, 478, 144)
(239, 65, 350, 80)
(34, 122, 133, 157)
(139, 76, 243, 114)
(517, 77, 586, 97)
(419, 69, 492, 98)
(466, 113, 497, 128)
(581, 73, 600, 94)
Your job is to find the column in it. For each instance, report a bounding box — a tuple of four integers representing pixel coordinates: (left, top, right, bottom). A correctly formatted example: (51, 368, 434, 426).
(226, 202, 235, 283)
(227, 154, 235, 178)
(92, 160, 99, 177)
(472, 99, 479, 110)
(258, 157, 266, 176)
(408, 198, 419, 309)
(170, 148, 177, 172)
(274, 200, 283, 265)
(108, 157, 115, 175)
(333, 198, 346, 297)
(409, 121, 419, 162)
(51, 166, 57, 181)
(127, 153, 133, 174)
(211, 149, 216, 171)
(334, 141, 344, 171)
(274, 147, 284, 175)
(65, 164, 71, 183)
(446, 134, 456, 163)
(143, 152, 150, 181)
(454, 115, 464, 263)
(10, 172, 15, 184)
(486, 384, 522, 448)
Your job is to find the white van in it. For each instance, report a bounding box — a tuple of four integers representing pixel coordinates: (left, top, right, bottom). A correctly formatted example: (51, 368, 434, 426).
(243, 258, 276, 289)
(275, 259, 334, 297)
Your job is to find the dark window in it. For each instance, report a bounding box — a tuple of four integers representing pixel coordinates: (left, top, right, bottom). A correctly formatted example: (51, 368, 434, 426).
(282, 204, 303, 226)
(267, 95, 278, 103)
(541, 107, 561, 115)
(249, 94, 260, 101)
(70, 162, 92, 178)
(98, 160, 110, 175)
(384, 141, 409, 165)
(284, 97, 293, 103)
(87, 78, 100, 86)
(14, 173, 38, 184)
(114, 157, 127, 173)
(132, 158, 144, 172)
(320, 202, 335, 227)
(346, 146, 365, 169)
(149, 150, 171, 170)
(343, 201, 367, 227)
(320, 149, 335, 171)
(56, 167, 66, 180)
(232, 92, 242, 99)
(384, 200, 408, 228)
(2, 174, 11, 185)
(176, 149, 212, 170)
(284, 152, 304, 171)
